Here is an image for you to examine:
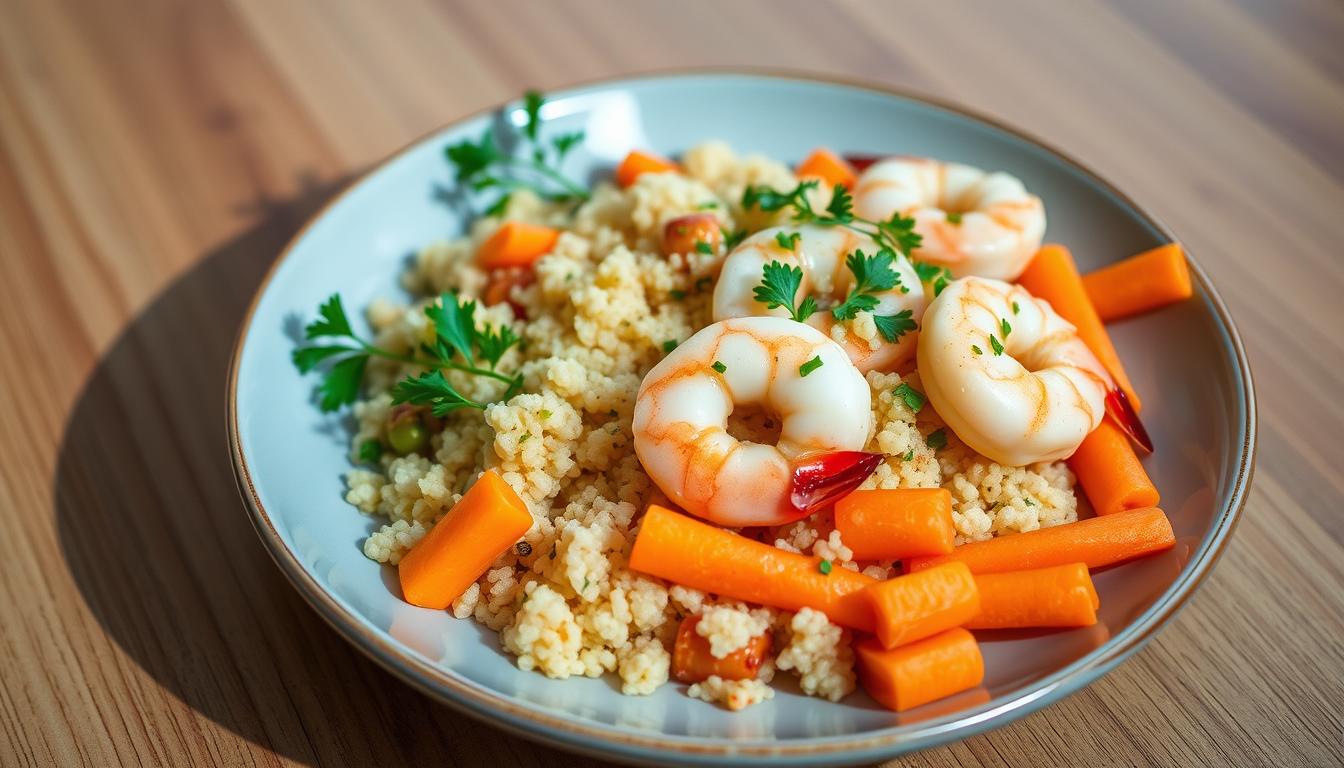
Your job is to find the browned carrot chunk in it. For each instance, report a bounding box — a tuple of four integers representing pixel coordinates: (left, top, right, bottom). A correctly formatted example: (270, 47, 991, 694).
(662, 213, 722, 258)
(671, 615, 772, 683)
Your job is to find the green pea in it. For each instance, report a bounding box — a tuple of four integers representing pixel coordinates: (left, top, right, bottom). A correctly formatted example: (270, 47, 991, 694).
(388, 419, 427, 455)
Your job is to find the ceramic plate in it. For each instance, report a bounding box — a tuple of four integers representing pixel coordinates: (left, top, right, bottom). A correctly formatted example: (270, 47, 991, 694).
(228, 72, 1255, 766)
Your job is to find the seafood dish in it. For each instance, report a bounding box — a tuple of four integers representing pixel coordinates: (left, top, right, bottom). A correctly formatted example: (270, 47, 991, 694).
(291, 91, 1192, 712)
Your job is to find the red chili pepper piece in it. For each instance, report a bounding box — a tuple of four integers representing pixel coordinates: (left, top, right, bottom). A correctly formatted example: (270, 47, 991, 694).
(790, 450, 883, 515)
(842, 154, 884, 174)
(1104, 387, 1153, 454)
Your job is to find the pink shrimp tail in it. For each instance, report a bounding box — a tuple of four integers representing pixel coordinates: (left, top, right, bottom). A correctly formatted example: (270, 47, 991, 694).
(1104, 388, 1153, 453)
(790, 451, 882, 517)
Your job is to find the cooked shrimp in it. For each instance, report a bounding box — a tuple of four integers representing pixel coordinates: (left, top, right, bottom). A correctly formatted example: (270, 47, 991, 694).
(916, 277, 1109, 466)
(853, 158, 1046, 281)
(711, 225, 927, 372)
(633, 316, 873, 527)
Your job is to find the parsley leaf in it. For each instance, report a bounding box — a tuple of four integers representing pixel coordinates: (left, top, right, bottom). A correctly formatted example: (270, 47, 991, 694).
(926, 428, 948, 451)
(1000, 318, 1012, 338)
(712, 361, 727, 374)
(825, 184, 854, 222)
(971, 344, 983, 356)
(901, 449, 915, 462)
(799, 355, 824, 377)
(876, 212, 922, 256)
(754, 261, 818, 323)
(476, 323, 520, 369)
(357, 439, 383, 463)
(893, 382, 926, 413)
(1012, 301, 1021, 315)
(695, 240, 714, 255)
(723, 228, 748, 251)
(775, 231, 801, 250)
(913, 261, 953, 297)
(392, 370, 484, 416)
(305, 294, 355, 339)
(989, 333, 1005, 356)
(522, 90, 544, 141)
(946, 212, 963, 225)
(318, 355, 366, 411)
(874, 310, 917, 342)
(426, 293, 479, 364)
(832, 248, 901, 321)
(292, 344, 355, 373)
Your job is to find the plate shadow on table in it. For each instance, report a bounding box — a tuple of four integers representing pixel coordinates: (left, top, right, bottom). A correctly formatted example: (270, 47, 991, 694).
(51, 178, 619, 768)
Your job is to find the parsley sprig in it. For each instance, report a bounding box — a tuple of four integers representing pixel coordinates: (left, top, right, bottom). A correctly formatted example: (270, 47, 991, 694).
(294, 293, 523, 415)
(753, 261, 818, 323)
(445, 90, 589, 216)
(742, 180, 923, 257)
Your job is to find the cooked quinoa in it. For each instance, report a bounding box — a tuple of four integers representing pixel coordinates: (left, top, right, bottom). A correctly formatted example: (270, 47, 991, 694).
(342, 142, 1079, 708)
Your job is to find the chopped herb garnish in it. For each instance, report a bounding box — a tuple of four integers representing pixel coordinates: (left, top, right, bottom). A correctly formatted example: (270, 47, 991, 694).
(694, 240, 714, 255)
(1012, 301, 1021, 315)
(902, 449, 915, 462)
(971, 344, 983, 356)
(539, 409, 553, 420)
(695, 276, 713, 292)
(519, 432, 532, 444)
(913, 261, 953, 297)
(1023, 497, 1036, 507)
(443, 90, 589, 215)
(741, 180, 923, 256)
(818, 559, 833, 575)
(358, 439, 383, 463)
(799, 355, 824, 377)
(712, 360, 727, 374)
(873, 310, 917, 343)
(946, 212, 963, 225)
(832, 248, 903, 321)
(926, 428, 948, 451)
(662, 339, 678, 353)
(753, 261, 818, 323)
(893, 382, 926, 413)
(989, 333, 1005, 356)
(774, 231, 801, 251)
(696, 201, 719, 210)
(294, 292, 523, 415)
(669, 289, 687, 300)
(1000, 318, 1012, 339)
(723, 228, 748, 251)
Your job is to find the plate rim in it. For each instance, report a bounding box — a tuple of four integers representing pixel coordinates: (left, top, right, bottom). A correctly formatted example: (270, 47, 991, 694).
(226, 67, 1257, 765)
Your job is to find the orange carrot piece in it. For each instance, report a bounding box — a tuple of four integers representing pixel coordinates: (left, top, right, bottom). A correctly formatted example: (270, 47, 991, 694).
(482, 267, 535, 308)
(615, 150, 679, 188)
(835, 488, 955, 560)
(1068, 419, 1160, 516)
(864, 562, 980, 649)
(966, 563, 1099, 629)
(1017, 243, 1142, 410)
(629, 505, 877, 631)
(398, 470, 532, 609)
(796, 147, 857, 190)
(855, 628, 985, 712)
(1082, 243, 1192, 322)
(662, 213, 723, 258)
(672, 615, 772, 683)
(477, 222, 560, 270)
(907, 507, 1175, 575)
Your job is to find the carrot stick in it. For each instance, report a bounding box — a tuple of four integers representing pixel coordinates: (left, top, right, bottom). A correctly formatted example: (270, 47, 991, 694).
(1017, 243, 1142, 410)
(628, 505, 876, 631)
(1068, 419, 1160, 515)
(906, 507, 1175, 575)
(615, 150, 679, 188)
(1082, 243, 1192, 322)
(855, 628, 985, 712)
(966, 563, 1099, 629)
(835, 488, 955, 560)
(671, 615, 772, 683)
(796, 147, 857, 190)
(864, 562, 980, 649)
(477, 222, 560, 270)
(398, 470, 532, 609)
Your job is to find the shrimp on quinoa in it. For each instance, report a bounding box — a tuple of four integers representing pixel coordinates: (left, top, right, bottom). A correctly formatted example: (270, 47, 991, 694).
(853, 158, 1045, 281)
(916, 276, 1110, 466)
(633, 316, 876, 527)
(712, 225, 928, 372)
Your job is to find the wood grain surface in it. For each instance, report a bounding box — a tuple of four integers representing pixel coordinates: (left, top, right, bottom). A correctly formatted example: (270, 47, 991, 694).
(1, 0, 1341, 765)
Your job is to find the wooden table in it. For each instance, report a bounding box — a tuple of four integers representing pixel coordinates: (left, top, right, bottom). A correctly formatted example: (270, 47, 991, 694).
(2, 0, 1341, 765)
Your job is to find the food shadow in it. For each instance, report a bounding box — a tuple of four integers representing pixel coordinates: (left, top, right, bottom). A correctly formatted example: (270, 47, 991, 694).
(52, 178, 615, 767)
